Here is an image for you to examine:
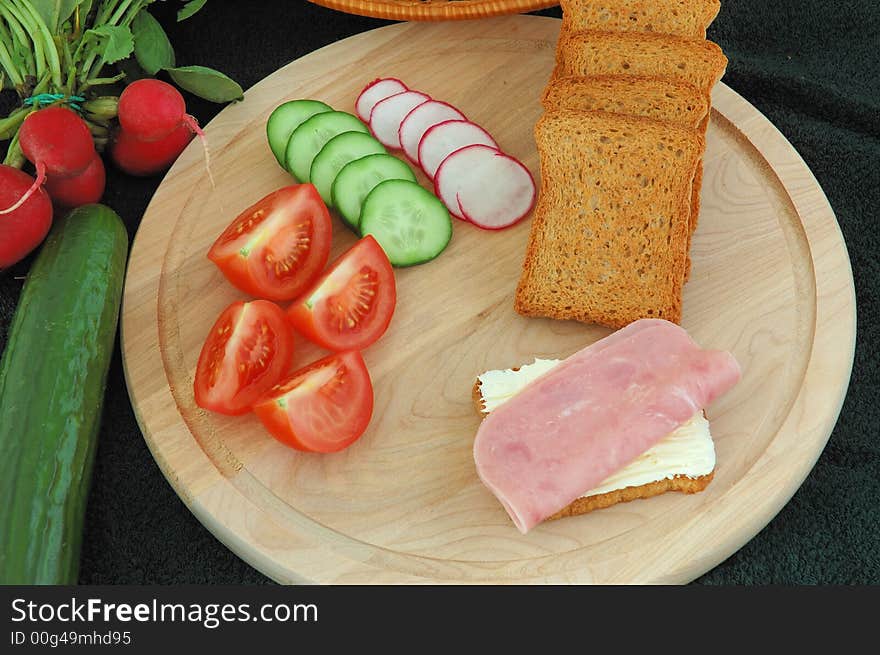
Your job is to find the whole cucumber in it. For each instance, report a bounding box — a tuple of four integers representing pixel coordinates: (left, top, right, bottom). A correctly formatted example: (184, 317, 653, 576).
(0, 204, 128, 584)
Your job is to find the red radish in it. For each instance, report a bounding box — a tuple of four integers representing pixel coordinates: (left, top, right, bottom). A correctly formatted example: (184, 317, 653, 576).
(116, 78, 213, 184)
(368, 90, 430, 149)
(19, 106, 94, 176)
(0, 107, 95, 216)
(356, 78, 408, 122)
(110, 122, 195, 176)
(0, 165, 53, 269)
(418, 119, 498, 180)
(44, 153, 106, 208)
(434, 144, 536, 229)
(118, 78, 196, 141)
(398, 100, 466, 164)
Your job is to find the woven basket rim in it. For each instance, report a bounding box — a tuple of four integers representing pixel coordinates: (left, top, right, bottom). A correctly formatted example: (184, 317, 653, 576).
(309, 0, 560, 21)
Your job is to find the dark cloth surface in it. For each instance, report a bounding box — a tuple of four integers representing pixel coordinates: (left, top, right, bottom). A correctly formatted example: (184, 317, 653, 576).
(0, 1, 876, 584)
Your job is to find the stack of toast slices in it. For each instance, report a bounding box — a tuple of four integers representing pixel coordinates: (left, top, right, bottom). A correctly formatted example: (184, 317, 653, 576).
(515, 0, 727, 328)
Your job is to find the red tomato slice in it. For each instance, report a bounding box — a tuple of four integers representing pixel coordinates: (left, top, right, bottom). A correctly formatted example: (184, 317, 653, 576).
(194, 300, 294, 415)
(253, 350, 373, 453)
(287, 236, 396, 351)
(208, 184, 332, 301)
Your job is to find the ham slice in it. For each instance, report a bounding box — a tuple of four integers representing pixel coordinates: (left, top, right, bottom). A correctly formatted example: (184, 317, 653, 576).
(473, 319, 741, 533)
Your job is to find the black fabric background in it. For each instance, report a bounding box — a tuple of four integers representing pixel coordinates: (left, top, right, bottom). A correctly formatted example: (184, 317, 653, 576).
(0, 1, 877, 584)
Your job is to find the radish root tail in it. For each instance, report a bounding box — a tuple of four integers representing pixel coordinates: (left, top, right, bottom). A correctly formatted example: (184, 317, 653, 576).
(0, 162, 46, 215)
(184, 114, 215, 190)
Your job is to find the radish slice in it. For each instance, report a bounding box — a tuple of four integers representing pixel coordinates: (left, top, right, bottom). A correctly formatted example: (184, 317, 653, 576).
(356, 78, 408, 123)
(418, 119, 499, 180)
(398, 100, 466, 164)
(434, 145, 536, 229)
(369, 91, 431, 149)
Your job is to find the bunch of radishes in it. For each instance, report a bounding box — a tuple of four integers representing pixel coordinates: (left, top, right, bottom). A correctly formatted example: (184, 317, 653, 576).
(356, 78, 536, 230)
(0, 79, 199, 269)
(0, 1, 247, 270)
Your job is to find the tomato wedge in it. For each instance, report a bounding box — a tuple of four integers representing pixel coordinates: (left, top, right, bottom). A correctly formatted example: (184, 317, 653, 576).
(253, 351, 373, 452)
(194, 300, 294, 415)
(287, 236, 396, 351)
(208, 184, 332, 301)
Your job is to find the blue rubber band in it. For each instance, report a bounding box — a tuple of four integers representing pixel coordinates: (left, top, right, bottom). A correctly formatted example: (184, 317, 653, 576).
(22, 93, 86, 110)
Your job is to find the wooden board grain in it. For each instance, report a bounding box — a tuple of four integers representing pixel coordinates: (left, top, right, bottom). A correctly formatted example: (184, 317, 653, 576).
(120, 16, 856, 584)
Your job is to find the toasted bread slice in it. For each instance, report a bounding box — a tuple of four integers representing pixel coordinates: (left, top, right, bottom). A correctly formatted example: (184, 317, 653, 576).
(472, 375, 714, 519)
(541, 74, 708, 277)
(515, 110, 703, 328)
(540, 75, 708, 127)
(559, 0, 721, 40)
(553, 31, 728, 97)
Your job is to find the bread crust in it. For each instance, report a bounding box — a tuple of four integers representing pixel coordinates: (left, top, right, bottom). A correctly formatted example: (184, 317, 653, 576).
(473, 377, 714, 519)
(548, 472, 714, 518)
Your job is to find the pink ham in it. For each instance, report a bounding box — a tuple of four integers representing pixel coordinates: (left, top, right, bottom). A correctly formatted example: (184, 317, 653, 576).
(473, 319, 741, 533)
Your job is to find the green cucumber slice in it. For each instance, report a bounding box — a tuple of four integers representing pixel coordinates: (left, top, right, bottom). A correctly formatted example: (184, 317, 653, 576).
(310, 131, 386, 207)
(285, 111, 368, 183)
(359, 179, 452, 267)
(266, 99, 333, 168)
(331, 153, 417, 232)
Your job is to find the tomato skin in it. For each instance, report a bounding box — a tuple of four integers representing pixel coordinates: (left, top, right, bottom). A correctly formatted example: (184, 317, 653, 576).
(287, 236, 396, 352)
(253, 350, 373, 453)
(208, 185, 332, 301)
(194, 300, 294, 416)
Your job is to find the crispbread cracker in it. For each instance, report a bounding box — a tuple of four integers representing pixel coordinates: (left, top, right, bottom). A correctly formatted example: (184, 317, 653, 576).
(541, 75, 708, 278)
(559, 0, 721, 39)
(472, 378, 714, 519)
(515, 110, 702, 328)
(553, 31, 728, 97)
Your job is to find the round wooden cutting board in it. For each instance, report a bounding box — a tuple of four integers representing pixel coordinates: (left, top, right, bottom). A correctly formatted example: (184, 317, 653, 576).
(121, 16, 856, 584)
